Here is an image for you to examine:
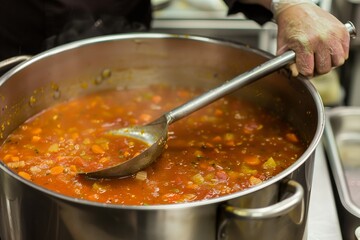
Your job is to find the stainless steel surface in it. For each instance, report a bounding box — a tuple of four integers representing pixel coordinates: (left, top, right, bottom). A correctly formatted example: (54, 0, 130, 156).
(323, 107, 360, 240)
(218, 180, 305, 240)
(0, 56, 31, 70)
(308, 145, 342, 240)
(332, 0, 360, 47)
(0, 34, 324, 240)
(152, 0, 333, 54)
(331, 0, 360, 106)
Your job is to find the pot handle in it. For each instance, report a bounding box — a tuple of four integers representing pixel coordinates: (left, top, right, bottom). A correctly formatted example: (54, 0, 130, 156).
(0, 55, 32, 73)
(217, 180, 304, 240)
(221, 179, 303, 219)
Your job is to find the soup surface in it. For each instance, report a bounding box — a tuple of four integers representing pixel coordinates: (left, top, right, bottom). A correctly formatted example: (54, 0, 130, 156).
(0, 84, 305, 205)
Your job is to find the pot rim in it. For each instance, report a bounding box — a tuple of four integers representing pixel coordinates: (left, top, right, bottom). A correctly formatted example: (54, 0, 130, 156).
(0, 33, 325, 210)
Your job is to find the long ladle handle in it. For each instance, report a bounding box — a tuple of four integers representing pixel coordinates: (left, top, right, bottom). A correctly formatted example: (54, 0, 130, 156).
(165, 21, 356, 125)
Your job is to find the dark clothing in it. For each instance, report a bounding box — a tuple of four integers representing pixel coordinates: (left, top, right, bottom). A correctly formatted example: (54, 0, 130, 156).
(0, 0, 272, 61)
(0, 0, 152, 60)
(224, 0, 273, 25)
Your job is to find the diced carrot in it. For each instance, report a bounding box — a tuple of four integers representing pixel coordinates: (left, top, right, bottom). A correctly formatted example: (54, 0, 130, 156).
(3, 154, 12, 161)
(69, 165, 77, 173)
(50, 165, 64, 175)
(193, 150, 204, 158)
(212, 136, 222, 142)
(91, 144, 105, 154)
(286, 133, 299, 143)
(31, 135, 41, 142)
(199, 162, 215, 171)
(228, 171, 240, 179)
(139, 113, 152, 122)
(204, 142, 214, 148)
(186, 182, 199, 189)
(10, 156, 20, 162)
(151, 95, 162, 104)
(244, 156, 261, 166)
(31, 128, 42, 135)
(225, 140, 235, 147)
(18, 171, 32, 180)
(71, 132, 79, 140)
(214, 109, 223, 116)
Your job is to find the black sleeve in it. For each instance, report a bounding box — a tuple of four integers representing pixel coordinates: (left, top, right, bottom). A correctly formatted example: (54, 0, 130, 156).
(223, 0, 273, 25)
(0, 0, 152, 61)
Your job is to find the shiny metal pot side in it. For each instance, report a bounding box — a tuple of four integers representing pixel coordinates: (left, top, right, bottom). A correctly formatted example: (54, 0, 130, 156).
(0, 33, 324, 240)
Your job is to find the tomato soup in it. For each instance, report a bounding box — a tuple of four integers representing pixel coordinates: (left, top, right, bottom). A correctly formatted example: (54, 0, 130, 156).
(0, 84, 305, 205)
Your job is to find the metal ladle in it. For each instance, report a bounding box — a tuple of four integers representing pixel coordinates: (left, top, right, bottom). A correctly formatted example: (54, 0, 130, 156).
(79, 22, 356, 178)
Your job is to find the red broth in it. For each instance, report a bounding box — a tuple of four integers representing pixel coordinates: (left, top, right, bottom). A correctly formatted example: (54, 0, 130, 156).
(0, 85, 305, 205)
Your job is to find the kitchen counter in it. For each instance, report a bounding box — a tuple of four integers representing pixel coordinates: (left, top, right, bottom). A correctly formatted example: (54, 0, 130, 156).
(308, 144, 342, 239)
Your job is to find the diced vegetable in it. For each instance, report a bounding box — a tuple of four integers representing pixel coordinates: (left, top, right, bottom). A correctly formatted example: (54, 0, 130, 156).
(48, 143, 59, 153)
(263, 157, 277, 170)
(286, 133, 299, 143)
(191, 173, 204, 185)
(18, 171, 31, 180)
(91, 144, 105, 154)
(0, 84, 305, 205)
(50, 165, 64, 175)
(135, 171, 147, 181)
(31, 135, 41, 142)
(249, 176, 262, 186)
(7, 161, 25, 168)
(92, 183, 107, 194)
(244, 156, 261, 166)
(193, 150, 204, 158)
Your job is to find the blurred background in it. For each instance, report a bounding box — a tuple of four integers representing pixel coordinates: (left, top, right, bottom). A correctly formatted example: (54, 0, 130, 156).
(151, 0, 360, 107)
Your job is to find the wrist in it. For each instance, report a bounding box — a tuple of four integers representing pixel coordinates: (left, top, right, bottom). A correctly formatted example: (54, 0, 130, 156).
(271, 0, 316, 18)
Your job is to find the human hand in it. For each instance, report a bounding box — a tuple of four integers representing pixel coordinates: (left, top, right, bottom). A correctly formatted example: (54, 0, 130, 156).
(274, 1, 350, 77)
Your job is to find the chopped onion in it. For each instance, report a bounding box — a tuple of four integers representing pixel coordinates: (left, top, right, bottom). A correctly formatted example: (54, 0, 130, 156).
(135, 171, 147, 181)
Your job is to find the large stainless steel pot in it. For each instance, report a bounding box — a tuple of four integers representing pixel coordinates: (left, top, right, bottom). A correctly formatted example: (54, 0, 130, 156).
(0, 33, 324, 240)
